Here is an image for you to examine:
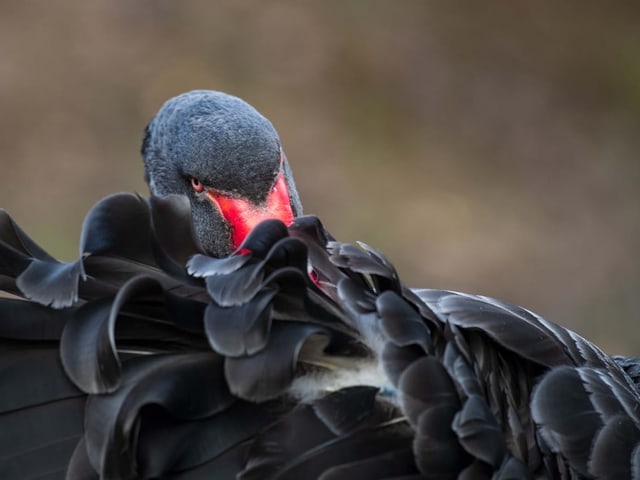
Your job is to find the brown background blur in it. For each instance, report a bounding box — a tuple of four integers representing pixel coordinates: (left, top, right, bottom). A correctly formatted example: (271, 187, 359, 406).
(0, 1, 638, 354)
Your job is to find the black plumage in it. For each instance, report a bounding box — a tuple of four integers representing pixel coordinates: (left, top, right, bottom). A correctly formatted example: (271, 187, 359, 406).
(1, 90, 639, 479)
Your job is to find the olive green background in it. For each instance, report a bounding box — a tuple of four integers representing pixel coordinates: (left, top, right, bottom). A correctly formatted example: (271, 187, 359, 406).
(1, 1, 639, 354)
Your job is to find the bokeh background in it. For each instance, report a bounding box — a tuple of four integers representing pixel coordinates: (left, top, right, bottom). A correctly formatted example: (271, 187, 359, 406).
(1, 1, 638, 354)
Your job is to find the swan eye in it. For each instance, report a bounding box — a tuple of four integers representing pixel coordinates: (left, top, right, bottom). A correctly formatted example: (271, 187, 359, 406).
(190, 177, 204, 193)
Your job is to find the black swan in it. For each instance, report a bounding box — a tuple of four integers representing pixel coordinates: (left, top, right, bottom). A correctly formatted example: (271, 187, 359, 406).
(1, 90, 638, 479)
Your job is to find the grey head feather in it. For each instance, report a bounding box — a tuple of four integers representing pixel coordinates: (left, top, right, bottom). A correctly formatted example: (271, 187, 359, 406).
(141, 90, 302, 257)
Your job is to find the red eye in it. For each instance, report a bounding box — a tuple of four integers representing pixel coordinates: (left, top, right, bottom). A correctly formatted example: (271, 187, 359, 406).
(190, 177, 204, 193)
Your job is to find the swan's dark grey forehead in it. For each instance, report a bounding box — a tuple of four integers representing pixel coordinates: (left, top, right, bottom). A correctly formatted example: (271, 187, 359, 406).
(147, 90, 281, 200)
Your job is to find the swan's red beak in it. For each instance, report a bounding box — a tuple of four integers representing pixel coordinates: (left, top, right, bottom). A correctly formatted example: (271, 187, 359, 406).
(205, 168, 295, 250)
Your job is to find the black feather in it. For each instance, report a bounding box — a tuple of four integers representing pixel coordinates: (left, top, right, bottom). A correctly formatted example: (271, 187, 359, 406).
(149, 194, 204, 266)
(224, 323, 329, 401)
(60, 275, 169, 394)
(80, 193, 154, 263)
(16, 258, 83, 308)
(204, 287, 277, 357)
(187, 252, 252, 277)
(82, 353, 232, 478)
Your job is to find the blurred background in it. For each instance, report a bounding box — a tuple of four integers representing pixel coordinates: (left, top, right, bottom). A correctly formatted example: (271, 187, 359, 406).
(0, 1, 638, 354)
